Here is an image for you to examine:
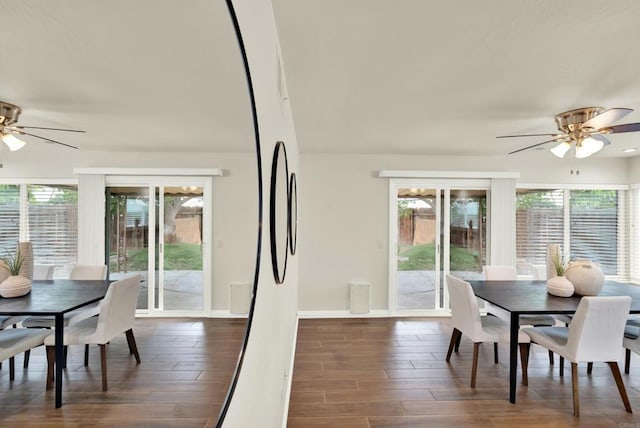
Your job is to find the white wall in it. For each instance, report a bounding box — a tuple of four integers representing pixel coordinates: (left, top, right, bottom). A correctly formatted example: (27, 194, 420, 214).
(298, 153, 632, 313)
(630, 156, 640, 184)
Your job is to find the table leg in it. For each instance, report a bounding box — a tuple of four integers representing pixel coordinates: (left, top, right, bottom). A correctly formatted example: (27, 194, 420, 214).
(509, 312, 519, 404)
(54, 314, 64, 408)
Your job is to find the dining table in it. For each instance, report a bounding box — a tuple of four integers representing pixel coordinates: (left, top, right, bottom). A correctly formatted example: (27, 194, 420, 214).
(468, 279, 640, 404)
(0, 279, 111, 408)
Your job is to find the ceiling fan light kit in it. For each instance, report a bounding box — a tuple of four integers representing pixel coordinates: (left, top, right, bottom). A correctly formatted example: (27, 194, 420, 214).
(500, 106, 640, 158)
(0, 100, 83, 150)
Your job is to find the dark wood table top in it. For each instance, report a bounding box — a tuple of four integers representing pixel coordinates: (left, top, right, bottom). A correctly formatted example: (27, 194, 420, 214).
(468, 279, 640, 315)
(0, 279, 111, 316)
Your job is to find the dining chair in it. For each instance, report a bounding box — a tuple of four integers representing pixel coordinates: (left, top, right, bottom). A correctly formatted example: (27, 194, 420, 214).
(445, 274, 531, 388)
(522, 296, 632, 417)
(623, 316, 640, 374)
(45, 274, 141, 392)
(0, 328, 51, 381)
(33, 264, 55, 280)
(482, 265, 556, 364)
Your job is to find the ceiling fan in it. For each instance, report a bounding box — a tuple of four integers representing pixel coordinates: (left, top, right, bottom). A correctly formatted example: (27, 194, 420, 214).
(497, 107, 640, 158)
(0, 100, 83, 151)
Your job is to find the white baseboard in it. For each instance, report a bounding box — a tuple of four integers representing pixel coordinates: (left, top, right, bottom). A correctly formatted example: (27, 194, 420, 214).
(297, 310, 390, 319)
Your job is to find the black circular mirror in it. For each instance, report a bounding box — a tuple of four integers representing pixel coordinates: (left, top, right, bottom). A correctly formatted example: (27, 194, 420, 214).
(270, 141, 289, 284)
(288, 172, 297, 255)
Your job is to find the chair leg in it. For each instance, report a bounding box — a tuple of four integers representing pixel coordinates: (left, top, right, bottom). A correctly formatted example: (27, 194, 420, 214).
(608, 361, 633, 413)
(100, 344, 108, 392)
(125, 329, 141, 364)
(519, 343, 530, 386)
(494, 342, 499, 364)
(587, 362, 593, 375)
(470, 342, 480, 388)
(625, 349, 631, 374)
(84, 344, 90, 367)
(446, 328, 462, 361)
(571, 362, 579, 417)
(548, 350, 554, 365)
(9, 356, 15, 381)
(23, 349, 30, 368)
(559, 356, 564, 377)
(46, 346, 55, 390)
(454, 331, 463, 352)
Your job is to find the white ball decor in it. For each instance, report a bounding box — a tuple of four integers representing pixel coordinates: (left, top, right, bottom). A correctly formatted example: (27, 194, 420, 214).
(565, 260, 604, 296)
(546, 275, 574, 297)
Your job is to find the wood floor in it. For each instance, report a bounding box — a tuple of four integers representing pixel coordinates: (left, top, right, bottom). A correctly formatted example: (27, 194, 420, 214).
(288, 317, 640, 427)
(0, 318, 246, 427)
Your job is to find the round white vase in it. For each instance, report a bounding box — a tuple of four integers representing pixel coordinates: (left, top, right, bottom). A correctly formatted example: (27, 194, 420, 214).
(0, 275, 32, 298)
(565, 260, 604, 296)
(547, 275, 574, 297)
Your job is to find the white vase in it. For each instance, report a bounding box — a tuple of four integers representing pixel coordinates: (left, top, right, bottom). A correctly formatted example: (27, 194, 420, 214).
(565, 260, 604, 296)
(0, 275, 32, 298)
(547, 275, 574, 297)
(546, 244, 561, 281)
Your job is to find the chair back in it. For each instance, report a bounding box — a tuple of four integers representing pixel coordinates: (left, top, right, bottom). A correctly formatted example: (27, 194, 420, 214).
(70, 264, 107, 280)
(483, 265, 517, 280)
(530, 264, 547, 280)
(446, 274, 483, 340)
(33, 264, 55, 280)
(568, 296, 631, 362)
(94, 275, 141, 342)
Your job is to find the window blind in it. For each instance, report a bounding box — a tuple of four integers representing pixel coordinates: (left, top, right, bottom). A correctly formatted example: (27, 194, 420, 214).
(0, 184, 20, 253)
(515, 189, 564, 275)
(27, 185, 78, 272)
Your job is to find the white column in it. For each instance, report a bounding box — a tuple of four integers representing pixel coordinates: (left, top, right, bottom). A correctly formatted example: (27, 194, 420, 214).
(77, 174, 105, 265)
(490, 178, 516, 265)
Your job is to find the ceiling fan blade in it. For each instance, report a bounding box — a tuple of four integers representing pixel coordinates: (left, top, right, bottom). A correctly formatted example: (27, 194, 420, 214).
(581, 108, 633, 130)
(496, 133, 560, 139)
(590, 134, 611, 146)
(12, 129, 79, 149)
(606, 122, 640, 134)
(508, 137, 565, 155)
(12, 125, 86, 133)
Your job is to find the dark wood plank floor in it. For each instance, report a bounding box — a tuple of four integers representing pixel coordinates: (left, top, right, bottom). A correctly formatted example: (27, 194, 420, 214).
(288, 318, 640, 427)
(0, 318, 246, 427)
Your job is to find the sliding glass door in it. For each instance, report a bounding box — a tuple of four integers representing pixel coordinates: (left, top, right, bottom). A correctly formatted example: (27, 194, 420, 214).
(392, 180, 488, 313)
(106, 177, 210, 315)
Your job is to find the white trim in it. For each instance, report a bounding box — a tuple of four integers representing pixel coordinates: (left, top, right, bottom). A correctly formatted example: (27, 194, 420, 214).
(630, 183, 640, 190)
(0, 178, 76, 185)
(379, 170, 519, 179)
(519, 182, 629, 190)
(74, 167, 223, 176)
(297, 310, 391, 319)
(387, 181, 397, 314)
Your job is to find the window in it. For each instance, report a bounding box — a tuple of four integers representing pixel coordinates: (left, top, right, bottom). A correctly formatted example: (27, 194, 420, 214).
(516, 187, 628, 279)
(0, 183, 78, 277)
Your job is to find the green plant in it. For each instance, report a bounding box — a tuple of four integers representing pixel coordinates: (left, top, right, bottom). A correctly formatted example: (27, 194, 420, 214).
(551, 253, 570, 276)
(2, 249, 24, 276)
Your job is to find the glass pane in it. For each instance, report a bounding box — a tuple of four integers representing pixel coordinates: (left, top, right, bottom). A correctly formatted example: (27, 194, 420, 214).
(569, 190, 619, 275)
(397, 188, 437, 310)
(107, 187, 150, 310)
(27, 184, 78, 278)
(0, 184, 20, 254)
(446, 189, 486, 303)
(162, 186, 203, 310)
(515, 189, 564, 275)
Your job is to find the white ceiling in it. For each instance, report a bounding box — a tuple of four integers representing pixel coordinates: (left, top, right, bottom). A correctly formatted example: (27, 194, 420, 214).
(3, 0, 640, 158)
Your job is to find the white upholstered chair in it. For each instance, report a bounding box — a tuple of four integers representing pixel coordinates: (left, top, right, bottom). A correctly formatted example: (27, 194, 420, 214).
(446, 274, 531, 388)
(22, 264, 108, 329)
(33, 264, 55, 280)
(482, 265, 556, 363)
(623, 315, 640, 374)
(0, 328, 51, 381)
(522, 296, 632, 417)
(45, 274, 141, 391)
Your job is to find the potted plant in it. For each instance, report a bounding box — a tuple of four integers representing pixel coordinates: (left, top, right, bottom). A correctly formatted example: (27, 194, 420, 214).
(0, 249, 32, 298)
(546, 252, 574, 297)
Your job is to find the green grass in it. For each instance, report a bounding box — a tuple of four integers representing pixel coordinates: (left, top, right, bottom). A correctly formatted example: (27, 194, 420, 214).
(397, 243, 480, 271)
(110, 242, 202, 271)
